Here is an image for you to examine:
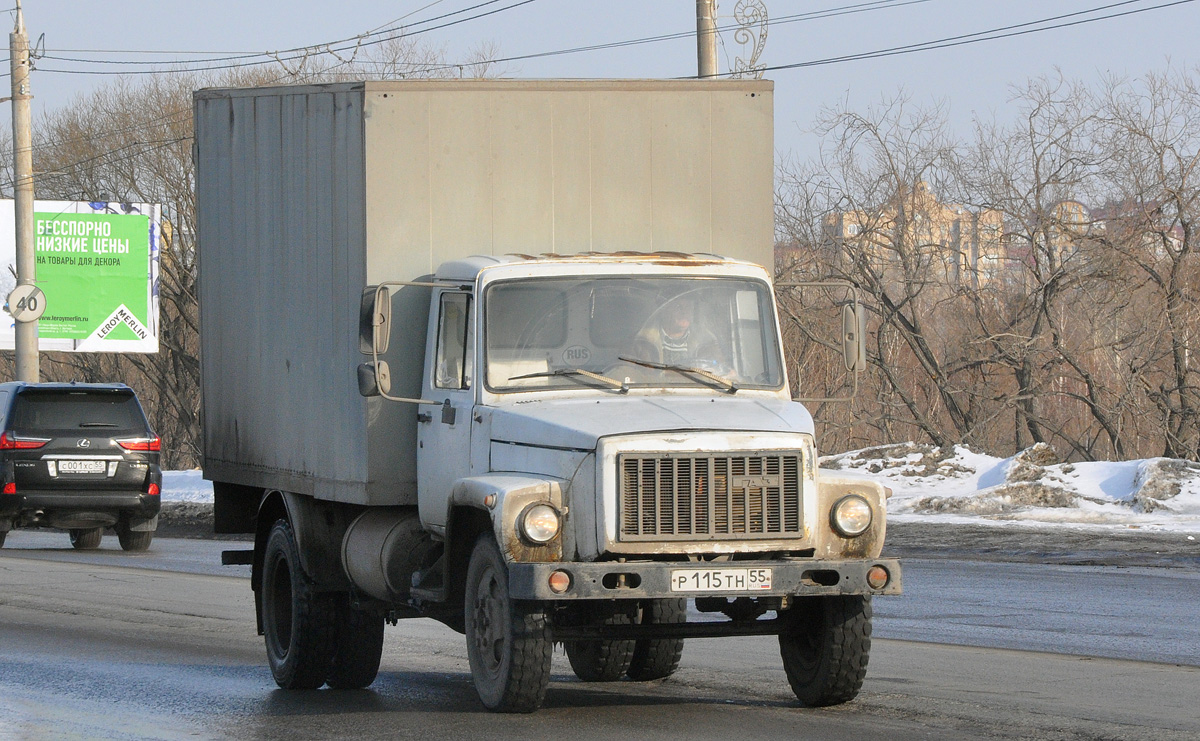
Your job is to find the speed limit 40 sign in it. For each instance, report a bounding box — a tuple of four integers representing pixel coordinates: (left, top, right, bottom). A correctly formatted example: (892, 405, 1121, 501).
(6, 284, 46, 322)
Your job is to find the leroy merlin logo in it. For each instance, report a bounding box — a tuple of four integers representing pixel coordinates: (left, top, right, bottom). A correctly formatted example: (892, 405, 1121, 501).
(74, 304, 150, 351)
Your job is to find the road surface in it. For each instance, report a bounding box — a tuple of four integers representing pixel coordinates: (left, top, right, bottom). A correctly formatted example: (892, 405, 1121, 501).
(1, 533, 1197, 739)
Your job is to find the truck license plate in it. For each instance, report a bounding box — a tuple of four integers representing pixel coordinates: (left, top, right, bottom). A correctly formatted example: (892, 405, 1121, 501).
(670, 568, 772, 592)
(58, 460, 106, 474)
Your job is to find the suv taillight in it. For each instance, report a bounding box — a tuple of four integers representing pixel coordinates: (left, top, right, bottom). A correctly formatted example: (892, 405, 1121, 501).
(0, 431, 49, 450)
(116, 436, 161, 452)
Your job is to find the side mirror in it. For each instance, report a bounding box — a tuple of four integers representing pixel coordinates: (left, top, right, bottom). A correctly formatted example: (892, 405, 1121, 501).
(357, 361, 392, 397)
(842, 303, 867, 372)
(359, 286, 392, 355)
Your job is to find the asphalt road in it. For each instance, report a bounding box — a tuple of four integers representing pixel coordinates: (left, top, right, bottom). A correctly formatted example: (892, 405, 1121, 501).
(1, 533, 1199, 739)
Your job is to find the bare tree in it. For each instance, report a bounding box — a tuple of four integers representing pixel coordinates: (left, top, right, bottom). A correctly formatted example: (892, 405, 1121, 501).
(777, 69, 1200, 462)
(1093, 68, 1200, 459)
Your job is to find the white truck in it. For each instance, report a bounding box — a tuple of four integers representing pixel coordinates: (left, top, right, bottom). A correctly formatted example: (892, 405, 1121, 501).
(193, 79, 900, 713)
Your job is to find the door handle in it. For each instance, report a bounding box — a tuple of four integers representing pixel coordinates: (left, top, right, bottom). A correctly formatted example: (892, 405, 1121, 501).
(416, 412, 432, 424)
(440, 399, 457, 425)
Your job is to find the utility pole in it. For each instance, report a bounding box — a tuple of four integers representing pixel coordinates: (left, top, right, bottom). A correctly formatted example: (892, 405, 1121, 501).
(10, 0, 39, 382)
(696, 0, 718, 79)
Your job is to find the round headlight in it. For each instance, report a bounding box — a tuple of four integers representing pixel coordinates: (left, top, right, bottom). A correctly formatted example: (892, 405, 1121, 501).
(831, 494, 872, 538)
(520, 503, 561, 544)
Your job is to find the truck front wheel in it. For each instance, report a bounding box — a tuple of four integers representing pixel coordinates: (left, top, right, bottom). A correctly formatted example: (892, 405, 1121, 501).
(464, 535, 552, 712)
(626, 598, 687, 680)
(778, 595, 872, 707)
(262, 519, 337, 689)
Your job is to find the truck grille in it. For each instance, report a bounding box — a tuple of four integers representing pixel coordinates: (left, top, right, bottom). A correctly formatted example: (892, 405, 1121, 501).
(618, 452, 803, 541)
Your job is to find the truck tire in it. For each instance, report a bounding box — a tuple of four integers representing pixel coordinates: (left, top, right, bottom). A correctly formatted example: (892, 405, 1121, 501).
(69, 527, 103, 550)
(262, 519, 337, 689)
(778, 595, 872, 707)
(326, 596, 386, 690)
(626, 598, 687, 681)
(464, 535, 552, 712)
(115, 522, 153, 552)
(565, 603, 636, 682)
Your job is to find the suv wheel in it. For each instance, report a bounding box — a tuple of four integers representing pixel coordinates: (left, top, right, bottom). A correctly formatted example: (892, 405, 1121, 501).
(116, 523, 153, 552)
(69, 527, 104, 550)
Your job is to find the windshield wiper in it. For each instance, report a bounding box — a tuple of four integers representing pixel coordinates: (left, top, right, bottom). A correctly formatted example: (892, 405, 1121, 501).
(617, 356, 738, 393)
(509, 368, 628, 393)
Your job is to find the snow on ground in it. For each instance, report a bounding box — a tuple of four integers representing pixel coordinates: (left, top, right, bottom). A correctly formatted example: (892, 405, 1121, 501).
(821, 442, 1200, 534)
(161, 470, 213, 503)
(162, 441, 1200, 535)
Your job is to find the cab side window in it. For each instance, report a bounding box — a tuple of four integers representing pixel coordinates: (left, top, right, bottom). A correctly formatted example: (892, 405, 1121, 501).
(435, 293, 473, 390)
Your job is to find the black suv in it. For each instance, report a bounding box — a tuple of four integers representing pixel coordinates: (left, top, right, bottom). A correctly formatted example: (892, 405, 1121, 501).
(0, 382, 162, 551)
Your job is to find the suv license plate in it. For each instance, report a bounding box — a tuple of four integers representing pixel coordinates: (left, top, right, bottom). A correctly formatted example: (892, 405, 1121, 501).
(58, 460, 106, 474)
(670, 568, 772, 592)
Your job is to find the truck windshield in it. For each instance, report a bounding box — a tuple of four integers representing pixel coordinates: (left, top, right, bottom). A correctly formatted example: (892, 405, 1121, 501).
(484, 277, 784, 393)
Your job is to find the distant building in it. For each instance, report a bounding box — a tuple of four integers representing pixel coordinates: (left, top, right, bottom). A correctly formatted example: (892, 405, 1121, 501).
(821, 182, 1007, 290)
(1089, 199, 1183, 259)
(1005, 199, 1097, 275)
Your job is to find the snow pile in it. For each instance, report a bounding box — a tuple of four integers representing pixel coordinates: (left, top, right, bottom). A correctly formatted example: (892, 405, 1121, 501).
(162, 444, 1200, 533)
(821, 442, 1200, 532)
(161, 470, 213, 503)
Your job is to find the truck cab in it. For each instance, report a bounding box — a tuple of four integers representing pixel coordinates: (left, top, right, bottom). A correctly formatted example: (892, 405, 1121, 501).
(404, 253, 885, 559)
(350, 252, 899, 710)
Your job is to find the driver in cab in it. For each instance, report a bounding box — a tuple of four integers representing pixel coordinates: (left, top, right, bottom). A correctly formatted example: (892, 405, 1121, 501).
(631, 295, 725, 368)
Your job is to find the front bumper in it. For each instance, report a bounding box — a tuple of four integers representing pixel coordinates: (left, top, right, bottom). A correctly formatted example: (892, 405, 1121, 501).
(508, 557, 901, 600)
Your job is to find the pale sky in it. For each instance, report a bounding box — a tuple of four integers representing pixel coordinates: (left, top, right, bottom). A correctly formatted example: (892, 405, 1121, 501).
(10, 0, 1200, 162)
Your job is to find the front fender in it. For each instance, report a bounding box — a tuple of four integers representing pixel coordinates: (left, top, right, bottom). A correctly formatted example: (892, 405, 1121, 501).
(451, 474, 567, 563)
(816, 474, 889, 559)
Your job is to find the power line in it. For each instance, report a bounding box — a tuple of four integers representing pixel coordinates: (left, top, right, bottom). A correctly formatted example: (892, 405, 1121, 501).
(374, 0, 931, 77)
(35, 0, 919, 74)
(8, 3, 532, 163)
(3, 0, 911, 80)
(310, 0, 1192, 83)
(0, 135, 189, 191)
(42, 0, 513, 67)
(741, 0, 1198, 76)
(27, 108, 192, 156)
(32, 0, 540, 76)
(12, 0, 1192, 179)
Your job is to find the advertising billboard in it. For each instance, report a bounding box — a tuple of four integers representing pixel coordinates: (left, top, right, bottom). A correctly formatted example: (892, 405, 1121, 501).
(0, 200, 160, 353)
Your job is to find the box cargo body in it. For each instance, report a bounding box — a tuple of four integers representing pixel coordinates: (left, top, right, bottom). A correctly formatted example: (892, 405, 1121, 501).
(194, 79, 774, 506)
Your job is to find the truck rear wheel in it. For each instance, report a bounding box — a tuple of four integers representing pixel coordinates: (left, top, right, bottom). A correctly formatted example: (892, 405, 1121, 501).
(326, 596, 386, 689)
(778, 595, 872, 707)
(565, 603, 636, 682)
(626, 598, 687, 681)
(262, 519, 337, 689)
(464, 535, 552, 712)
(69, 527, 103, 550)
